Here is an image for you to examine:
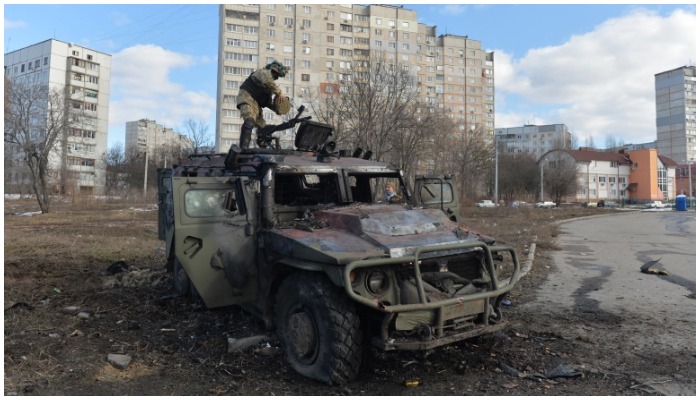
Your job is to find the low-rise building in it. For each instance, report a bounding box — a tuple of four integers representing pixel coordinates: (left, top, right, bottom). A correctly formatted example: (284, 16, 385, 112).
(540, 148, 676, 204)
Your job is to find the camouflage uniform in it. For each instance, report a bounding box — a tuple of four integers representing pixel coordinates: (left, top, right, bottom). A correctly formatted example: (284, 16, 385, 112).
(236, 61, 291, 147)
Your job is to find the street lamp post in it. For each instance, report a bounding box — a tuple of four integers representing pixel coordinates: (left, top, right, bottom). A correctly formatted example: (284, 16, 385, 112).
(540, 159, 545, 202)
(494, 134, 499, 205)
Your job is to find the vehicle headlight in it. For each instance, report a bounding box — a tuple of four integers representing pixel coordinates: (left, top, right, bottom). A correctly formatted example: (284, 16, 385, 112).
(366, 270, 389, 296)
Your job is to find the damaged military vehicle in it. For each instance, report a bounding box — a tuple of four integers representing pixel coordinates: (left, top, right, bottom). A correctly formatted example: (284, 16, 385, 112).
(157, 108, 521, 385)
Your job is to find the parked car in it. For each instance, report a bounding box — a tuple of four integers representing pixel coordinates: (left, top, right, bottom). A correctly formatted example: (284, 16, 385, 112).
(475, 199, 497, 208)
(597, 200, 619, 208)
(508, 200, 530, 208)
(644, 201, 665, 209)
(536, 201, 556, 208)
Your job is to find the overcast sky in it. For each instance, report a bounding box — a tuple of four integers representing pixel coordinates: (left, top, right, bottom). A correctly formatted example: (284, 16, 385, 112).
(3, 3, 697, 149)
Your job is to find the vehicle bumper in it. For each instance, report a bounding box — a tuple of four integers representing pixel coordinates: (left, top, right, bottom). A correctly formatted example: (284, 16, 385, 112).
(342, 242, 521, 350)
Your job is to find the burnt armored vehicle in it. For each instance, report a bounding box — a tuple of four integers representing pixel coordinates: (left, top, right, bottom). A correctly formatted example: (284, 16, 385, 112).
(157, 108, 521, 385)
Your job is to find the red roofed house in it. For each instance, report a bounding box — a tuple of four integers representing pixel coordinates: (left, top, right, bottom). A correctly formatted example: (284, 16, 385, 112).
(539, 148, 676, 204)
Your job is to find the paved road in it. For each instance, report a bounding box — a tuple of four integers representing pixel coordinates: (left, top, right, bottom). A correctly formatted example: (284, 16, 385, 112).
(523, 210, 696, 395)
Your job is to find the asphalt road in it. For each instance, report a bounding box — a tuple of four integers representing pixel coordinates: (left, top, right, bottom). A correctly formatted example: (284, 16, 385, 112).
(523, 209, 696, 395)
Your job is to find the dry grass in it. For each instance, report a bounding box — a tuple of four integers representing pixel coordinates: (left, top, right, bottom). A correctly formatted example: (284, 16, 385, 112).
(3, 196, 630, 395)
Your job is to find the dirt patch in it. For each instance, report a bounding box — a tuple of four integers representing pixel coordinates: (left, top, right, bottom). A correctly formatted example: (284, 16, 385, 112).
(4, 199, 664, 395)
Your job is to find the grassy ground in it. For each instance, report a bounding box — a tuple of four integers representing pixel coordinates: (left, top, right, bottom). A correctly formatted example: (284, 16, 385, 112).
(4, 197, 628, 396)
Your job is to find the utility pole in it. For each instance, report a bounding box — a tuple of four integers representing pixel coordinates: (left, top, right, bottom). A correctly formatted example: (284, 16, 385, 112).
(540, 160, 545, 202)
(494, 134, 499, 205)
(143, 137, 148, 197)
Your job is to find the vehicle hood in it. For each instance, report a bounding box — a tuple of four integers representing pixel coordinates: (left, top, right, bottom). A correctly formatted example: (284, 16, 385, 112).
(266, 204, 494, 265)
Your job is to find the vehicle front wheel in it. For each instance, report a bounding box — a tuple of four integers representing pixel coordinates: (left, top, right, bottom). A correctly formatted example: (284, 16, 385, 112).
(172, 258, 200, 301)
(275, 273, 362, 385)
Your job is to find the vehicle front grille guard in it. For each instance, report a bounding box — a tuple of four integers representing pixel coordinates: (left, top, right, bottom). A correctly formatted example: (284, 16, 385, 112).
(342, 242, 521, 350)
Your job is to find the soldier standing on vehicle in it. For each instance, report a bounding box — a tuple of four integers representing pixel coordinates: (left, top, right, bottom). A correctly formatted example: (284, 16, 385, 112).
(237, 61, 292, 148)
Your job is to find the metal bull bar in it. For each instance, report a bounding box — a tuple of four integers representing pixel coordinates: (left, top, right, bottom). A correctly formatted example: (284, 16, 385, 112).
(342, 241, 521, 350)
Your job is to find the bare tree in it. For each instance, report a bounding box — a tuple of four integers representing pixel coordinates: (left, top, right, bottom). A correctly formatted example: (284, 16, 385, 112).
(386, 106, 457, 191)
(308, 53, 419, 163)
(604, 135, 625, 150)
(437, 126, 494, 202)
(182, 118, 212, 155)
(4, 81, 74, 213)
(543, 153, 578, 206)
(498, 153, 540, 202)
(584, 135, 596, 149)
(104, 142, 129, 195)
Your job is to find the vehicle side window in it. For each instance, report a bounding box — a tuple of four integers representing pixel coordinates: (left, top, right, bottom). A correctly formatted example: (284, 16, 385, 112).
(184, 189, 232, 217)
(419, 183, 454, 205)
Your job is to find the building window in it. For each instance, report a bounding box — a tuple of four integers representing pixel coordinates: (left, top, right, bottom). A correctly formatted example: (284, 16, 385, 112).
(376, 18, 382, 25)
(301, 60, 311, 68)
(326, 48, 334, 56)
(301, 74, 310, 81)
(327, 35, 335, 43)
(327, 23, 334, 30)
(303, 5, 311, 13)
(222, 109, 240, 118)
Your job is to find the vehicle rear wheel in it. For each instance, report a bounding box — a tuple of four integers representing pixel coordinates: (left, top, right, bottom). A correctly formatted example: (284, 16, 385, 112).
(275, 273, 362, 385)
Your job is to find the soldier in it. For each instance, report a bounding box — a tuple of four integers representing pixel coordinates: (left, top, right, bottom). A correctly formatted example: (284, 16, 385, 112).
(237, 61, 292, 148)
(384, 182, 403, 203)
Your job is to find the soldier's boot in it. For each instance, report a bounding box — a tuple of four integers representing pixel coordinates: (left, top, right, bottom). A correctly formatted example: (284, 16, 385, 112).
(239, 118, 255, 148)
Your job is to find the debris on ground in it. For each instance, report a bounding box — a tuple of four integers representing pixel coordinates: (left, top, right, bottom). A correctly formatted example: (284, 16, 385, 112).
(640, 258, 669, 275)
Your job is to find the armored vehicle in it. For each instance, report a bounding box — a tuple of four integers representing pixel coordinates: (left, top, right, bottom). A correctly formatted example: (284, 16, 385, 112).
(157, 108, 521, 385)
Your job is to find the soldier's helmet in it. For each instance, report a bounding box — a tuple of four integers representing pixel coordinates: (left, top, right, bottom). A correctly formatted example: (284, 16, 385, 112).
(265, 61, 288, 78)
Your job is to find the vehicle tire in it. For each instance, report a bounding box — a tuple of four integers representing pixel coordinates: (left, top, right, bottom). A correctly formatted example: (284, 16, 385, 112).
(275, 273, 362, 385)
(172, 258, 191, 297)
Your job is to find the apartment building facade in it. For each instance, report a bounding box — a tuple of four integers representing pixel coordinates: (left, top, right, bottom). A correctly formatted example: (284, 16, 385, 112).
(655, 65, 696, 164)
(495, 124, 573, 159)
(215, 4, 495, 152)
(4, 39, 111, 195)
(125, 119, 192, 160)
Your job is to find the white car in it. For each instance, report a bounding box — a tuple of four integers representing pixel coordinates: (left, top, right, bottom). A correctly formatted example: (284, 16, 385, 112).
(644, 201, 665, 209)
(536, 201, 556, 208)
(475, 200, 497, 208)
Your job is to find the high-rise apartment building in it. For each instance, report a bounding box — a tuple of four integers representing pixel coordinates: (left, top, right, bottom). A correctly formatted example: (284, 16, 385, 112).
(215, 4, 495, 152)
(495, 124, 573, 159)
(655, 65, 696, 164)
(4, 39, 111, 194)
(125, 119, 192, 159)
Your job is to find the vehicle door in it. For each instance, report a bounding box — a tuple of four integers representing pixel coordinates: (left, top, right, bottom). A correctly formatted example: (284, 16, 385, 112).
(413, 175, 461, 222)
(172, 176, 258, 308)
